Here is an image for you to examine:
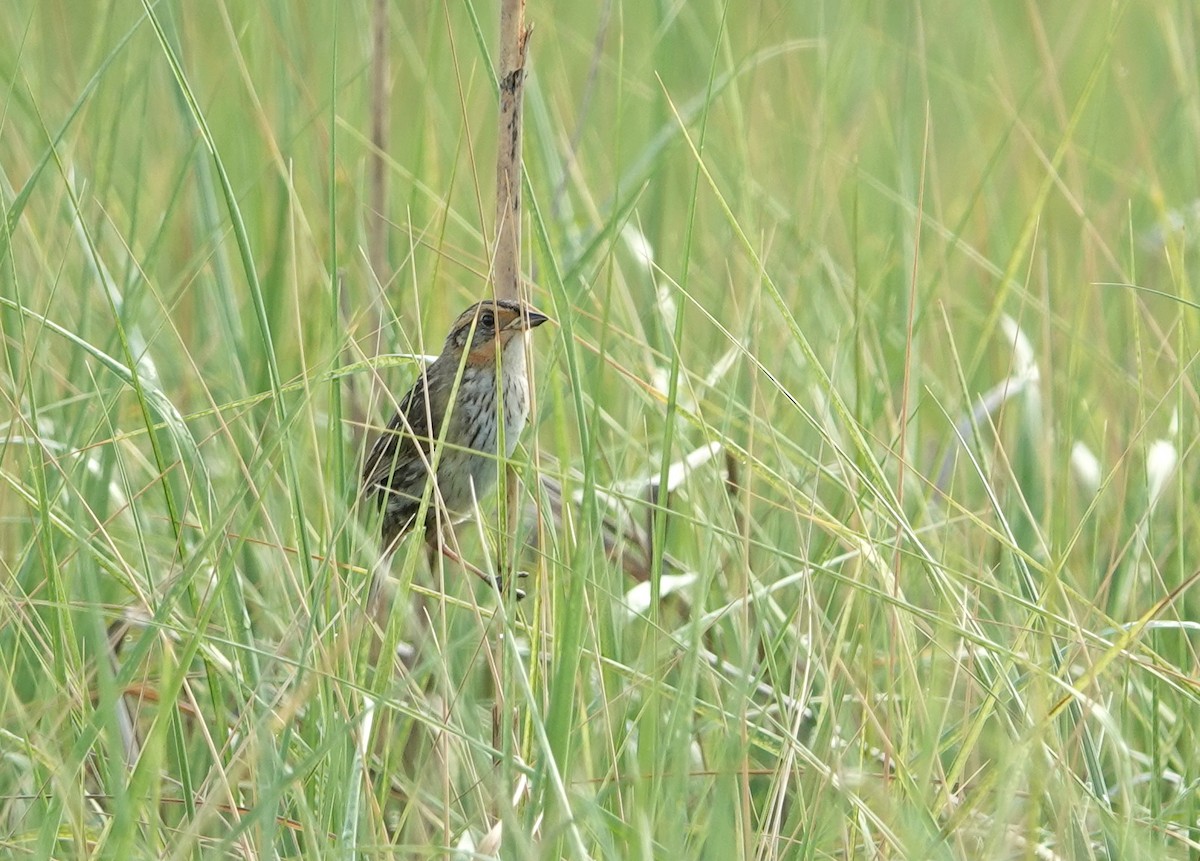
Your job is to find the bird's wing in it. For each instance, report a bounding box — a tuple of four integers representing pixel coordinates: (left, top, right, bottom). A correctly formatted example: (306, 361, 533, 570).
(361, 368, 438, 498)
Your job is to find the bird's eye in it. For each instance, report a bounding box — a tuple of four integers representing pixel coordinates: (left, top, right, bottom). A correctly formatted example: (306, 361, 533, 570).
(478, 310, 495, 330)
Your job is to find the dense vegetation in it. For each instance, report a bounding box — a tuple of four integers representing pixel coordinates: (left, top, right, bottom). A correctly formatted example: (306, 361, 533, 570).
(2, 2, 1198, 858)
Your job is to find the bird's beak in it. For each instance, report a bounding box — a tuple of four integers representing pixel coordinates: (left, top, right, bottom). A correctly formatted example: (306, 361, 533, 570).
(505, 306, 552, 331)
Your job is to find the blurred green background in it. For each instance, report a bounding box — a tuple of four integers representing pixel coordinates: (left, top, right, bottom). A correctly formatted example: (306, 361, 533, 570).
(3, 1, 1199, 858)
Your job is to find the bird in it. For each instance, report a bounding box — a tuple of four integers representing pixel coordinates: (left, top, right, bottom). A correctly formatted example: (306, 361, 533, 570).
(361, 297, 551, 592)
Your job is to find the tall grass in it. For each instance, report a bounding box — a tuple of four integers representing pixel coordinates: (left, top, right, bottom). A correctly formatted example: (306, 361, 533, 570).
(2, 1, 1199, 858)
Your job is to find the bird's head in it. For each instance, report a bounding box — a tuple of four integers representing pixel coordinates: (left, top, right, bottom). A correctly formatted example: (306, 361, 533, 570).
(443, 298, 551, 363)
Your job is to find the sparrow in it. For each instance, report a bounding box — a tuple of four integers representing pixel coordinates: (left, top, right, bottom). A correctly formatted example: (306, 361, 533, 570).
(361, 298, 550, 590)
